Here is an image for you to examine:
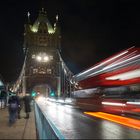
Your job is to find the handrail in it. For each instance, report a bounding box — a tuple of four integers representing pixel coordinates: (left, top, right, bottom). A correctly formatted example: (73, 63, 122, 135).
(34, 101, 65, 139)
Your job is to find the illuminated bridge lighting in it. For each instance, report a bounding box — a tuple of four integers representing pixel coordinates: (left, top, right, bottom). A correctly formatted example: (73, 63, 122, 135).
(84, 112, 140, 130)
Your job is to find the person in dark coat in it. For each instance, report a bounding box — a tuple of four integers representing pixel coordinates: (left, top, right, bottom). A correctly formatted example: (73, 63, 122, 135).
(17, 96, 23, 119)
(23, 93, 31, 119)
(8, 94, 20, 125)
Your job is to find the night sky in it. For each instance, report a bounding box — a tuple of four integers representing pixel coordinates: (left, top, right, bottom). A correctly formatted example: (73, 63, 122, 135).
(0, 0, 140, 82)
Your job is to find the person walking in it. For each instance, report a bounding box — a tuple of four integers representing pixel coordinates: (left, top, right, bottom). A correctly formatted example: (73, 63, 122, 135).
(8, 94, 20, 126)
(17, 95, 23, 119)
(23, 93, 31, 119)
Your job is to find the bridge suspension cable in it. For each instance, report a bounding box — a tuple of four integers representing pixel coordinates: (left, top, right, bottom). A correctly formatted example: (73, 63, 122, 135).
(12, 50, 28, 93)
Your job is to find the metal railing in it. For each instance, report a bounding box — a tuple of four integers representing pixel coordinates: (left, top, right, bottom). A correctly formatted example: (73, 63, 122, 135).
(34, 102, 65, 139)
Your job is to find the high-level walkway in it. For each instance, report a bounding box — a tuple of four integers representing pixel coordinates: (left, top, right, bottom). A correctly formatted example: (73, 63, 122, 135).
(0, 106, 36, 139)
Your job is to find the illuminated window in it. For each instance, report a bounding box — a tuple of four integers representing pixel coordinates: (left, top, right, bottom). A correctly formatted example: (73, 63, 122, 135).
(38, 68, 46, 74)
(39, 71, 46, 74)
(47, 69, 52, 74)
(33, 68, 38, 74)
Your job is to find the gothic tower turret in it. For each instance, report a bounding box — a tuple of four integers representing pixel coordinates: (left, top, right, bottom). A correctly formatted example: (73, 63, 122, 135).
(23, 8, 61, 96)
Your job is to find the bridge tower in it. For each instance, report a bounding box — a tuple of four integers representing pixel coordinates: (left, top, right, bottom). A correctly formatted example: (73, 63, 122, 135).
(22, 8, 61, 97)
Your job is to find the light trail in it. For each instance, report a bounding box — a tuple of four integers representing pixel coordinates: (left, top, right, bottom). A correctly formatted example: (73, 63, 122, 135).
(84, 112, 140, 130)
(75, 51, 128, 77)
(102, 54, 140, 71)
(102, 102, 126, 106)
(106, 69, 140, 80)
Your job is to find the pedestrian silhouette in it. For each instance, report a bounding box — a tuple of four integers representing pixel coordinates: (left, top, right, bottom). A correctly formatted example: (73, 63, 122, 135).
(23, 93, 31, 119)
(8, 93, 20, 126)
(17, 95, 23, 119)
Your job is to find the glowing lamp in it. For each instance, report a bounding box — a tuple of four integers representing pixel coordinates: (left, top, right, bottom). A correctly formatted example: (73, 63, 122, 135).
(43, 56, 49, 62)
(36, 56, 42, 61)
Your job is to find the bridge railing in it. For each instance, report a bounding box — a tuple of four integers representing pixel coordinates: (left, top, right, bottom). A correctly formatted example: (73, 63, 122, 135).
(34, 101, 65, 139)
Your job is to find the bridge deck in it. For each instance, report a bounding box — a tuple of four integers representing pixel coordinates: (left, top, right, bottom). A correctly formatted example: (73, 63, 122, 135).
(0, 106, 36, 139)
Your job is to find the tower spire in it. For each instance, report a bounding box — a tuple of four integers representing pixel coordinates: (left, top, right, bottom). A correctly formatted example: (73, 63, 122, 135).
(56, 14, 58, 22)
(54, 14, 59, 31)
(40, 0, 46, 11)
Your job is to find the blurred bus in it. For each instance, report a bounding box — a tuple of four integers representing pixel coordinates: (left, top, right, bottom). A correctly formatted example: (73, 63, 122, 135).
(72, 47, 140, 115)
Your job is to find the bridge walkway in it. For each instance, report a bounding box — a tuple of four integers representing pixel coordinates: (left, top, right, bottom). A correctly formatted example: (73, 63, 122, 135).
(0, 105, 36, 139)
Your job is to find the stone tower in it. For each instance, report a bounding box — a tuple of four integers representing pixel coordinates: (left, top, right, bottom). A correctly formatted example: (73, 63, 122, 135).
(23, 8, 61, 96)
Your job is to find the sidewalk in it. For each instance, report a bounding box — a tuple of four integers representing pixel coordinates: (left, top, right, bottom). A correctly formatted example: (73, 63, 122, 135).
(0, 106, 36, 139)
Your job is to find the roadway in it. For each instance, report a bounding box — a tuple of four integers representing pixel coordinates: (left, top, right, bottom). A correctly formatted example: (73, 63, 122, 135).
(36, 97, 140, 139)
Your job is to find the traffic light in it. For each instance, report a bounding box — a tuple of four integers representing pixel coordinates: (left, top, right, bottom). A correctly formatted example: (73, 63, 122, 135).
(31, 91, 37, 97)
(50, 90, 55, 97)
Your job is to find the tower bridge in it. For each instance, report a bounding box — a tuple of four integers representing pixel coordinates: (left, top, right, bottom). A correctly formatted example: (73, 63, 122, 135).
(1, 7, 140, 140)
(11, 8, 74, 98)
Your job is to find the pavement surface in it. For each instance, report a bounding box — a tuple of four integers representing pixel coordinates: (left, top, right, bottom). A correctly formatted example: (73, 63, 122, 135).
(0, 106, 36, 139)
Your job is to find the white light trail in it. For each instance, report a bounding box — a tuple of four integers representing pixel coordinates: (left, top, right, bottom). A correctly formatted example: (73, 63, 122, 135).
(108, 51, 137, 68)
(102, 102, 126, 106)
(47, 98, 56, 102)
(76, 51, 128, 77)
(127, 101, 140, 105)
(102, 54, 140, 71)
(106, 69, 140, 80)
(86, 58, 140, 79)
